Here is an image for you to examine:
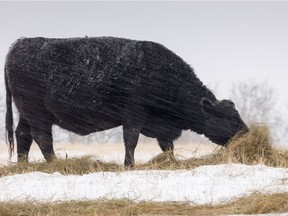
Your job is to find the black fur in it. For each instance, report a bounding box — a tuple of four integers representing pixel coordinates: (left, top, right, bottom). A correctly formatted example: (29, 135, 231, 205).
(5, 37, 248, 166)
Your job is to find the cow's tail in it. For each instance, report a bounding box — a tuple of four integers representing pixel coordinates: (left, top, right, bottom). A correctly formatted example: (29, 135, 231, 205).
(5, 65, 14, 159)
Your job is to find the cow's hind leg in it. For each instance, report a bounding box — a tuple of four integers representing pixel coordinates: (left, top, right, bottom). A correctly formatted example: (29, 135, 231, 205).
(28, 113, 56, 162)
(30, 124, 56, 162)
(16, 117, 32, 162)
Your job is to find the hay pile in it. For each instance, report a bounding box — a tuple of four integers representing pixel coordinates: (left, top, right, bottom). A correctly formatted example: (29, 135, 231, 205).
(1, 124, 287, 176)
(187, 123, 288, 168)
(224, 124, 274, 164)
(144, 151, 180, 169)
(145, 123, 288, 169)
(222, 124, 287, 166)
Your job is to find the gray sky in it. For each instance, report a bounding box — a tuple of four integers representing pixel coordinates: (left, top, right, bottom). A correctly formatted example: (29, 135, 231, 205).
(0, 1, 288, 113)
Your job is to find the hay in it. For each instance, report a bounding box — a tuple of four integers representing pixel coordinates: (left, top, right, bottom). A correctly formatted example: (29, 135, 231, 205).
(0, 193, 287, 215)
(178, 123, 288, 168)
(224, 124, 273, 164)
(140, 124, 279, 169)
(0, 124, 287, 177)
(222, 124, 287, 166)
(192, 123, 288, 167)
(142, 151, 181, 169)
(0, 157, 123, 177)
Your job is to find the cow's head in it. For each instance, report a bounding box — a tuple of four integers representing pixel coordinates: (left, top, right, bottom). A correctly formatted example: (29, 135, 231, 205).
(200, 98, 248, 145)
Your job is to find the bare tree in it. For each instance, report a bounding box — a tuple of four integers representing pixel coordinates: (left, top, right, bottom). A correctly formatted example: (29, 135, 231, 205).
(230, 79, 285, 143)
(231, 80, 277, 123)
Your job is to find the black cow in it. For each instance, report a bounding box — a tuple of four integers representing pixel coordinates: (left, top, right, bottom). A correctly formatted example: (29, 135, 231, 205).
(5, 37, 248, 166)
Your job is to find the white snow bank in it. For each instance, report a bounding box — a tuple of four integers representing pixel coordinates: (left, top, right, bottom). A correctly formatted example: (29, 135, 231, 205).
(0, 164, 287, 205)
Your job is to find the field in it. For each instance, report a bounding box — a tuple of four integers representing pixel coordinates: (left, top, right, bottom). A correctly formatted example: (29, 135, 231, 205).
(0, 125, 288, 216)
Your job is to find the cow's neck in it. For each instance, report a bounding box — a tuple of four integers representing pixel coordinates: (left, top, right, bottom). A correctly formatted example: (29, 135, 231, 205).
(180, 77, 218, 133)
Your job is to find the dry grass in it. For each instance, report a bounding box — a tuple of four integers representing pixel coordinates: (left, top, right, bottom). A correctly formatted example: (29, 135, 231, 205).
(0, 157, 123, 177)
(0, 192, 287, 216)
(0, 124, 287, 177)
(0, 124, 288, 215)
(140, 124, 288, 169)
(223, 123, 288, 166)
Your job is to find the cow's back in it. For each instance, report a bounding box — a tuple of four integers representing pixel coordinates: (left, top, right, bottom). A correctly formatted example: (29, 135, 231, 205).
(6, 37, 151, 134)
(5, 37, 198, 135)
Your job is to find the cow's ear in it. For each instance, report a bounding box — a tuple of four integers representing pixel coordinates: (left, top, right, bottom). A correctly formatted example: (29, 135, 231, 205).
(201, 98, 214, 114)
(221, 99, 235, 108)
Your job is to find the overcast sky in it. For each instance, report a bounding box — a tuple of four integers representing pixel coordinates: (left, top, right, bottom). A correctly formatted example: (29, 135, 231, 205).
(0, 1, 288, 113)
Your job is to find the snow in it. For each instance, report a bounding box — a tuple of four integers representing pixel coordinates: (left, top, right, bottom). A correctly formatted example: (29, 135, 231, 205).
(0, 164, 287, 205)
(0, 143, 287, 215)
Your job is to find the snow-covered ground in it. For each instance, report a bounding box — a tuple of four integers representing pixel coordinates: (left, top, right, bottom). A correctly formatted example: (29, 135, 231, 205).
(0, 143, 287, 212)
(0, 164, 288, 205)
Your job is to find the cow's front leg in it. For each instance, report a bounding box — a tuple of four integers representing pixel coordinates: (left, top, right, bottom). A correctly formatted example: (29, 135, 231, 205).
(157, 139, 174, 155)
(123, 125, 141, 167)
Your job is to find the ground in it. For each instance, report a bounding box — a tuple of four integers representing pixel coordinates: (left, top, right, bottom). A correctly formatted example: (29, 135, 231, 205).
(0, 141, 287, 215)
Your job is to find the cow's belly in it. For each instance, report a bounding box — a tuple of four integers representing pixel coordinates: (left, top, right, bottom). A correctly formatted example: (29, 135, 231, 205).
(50, 105, 122, 135)
(54, 115, 121, 136)
(55, 119, 121, 136)
(46, 91, 123, 135)
(141, 116, 182, 141)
